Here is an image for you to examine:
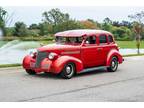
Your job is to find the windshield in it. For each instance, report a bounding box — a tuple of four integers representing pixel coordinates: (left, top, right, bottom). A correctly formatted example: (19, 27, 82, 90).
(55, 36, 83, 45)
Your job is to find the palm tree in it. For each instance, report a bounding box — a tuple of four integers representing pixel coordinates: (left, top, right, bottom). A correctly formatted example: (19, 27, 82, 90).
(133, 22, 142, 54)
(128, 11, 144, 54)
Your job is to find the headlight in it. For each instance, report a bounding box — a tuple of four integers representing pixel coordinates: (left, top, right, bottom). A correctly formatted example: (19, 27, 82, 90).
(48, 52, 57, 60)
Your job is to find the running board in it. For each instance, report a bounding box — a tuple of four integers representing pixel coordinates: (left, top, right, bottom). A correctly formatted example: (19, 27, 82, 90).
(79, 66, 109, 73)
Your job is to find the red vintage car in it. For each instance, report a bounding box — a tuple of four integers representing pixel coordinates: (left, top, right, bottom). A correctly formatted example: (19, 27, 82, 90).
(23, 29, 123, 79)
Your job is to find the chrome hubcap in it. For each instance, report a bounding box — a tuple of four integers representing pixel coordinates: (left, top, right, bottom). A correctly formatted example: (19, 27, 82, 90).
(66, 66, 71, 74)
(111, 60, 117, 70)
(112, 61, 115, 68)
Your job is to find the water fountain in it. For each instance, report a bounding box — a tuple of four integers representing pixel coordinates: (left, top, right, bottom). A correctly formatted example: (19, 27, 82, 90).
(0, 27, 40, 64)
(0, 39, 41, 64)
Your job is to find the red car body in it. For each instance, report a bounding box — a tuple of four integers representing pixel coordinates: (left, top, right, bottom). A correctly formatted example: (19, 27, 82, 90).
(23, 29, 123, 78)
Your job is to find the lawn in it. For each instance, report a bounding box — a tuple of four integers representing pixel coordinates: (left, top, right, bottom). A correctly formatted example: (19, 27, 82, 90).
(0, 41, 8, 47)
(116, 41, 144, 49)
(0, 64, 21, 68)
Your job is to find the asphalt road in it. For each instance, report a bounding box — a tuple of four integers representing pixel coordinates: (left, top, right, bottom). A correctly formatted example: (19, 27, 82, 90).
(0, 56, 144, 102)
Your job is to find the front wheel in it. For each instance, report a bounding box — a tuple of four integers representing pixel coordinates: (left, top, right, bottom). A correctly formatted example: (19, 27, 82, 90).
(60, 62, 76, 79)
(25, 69, 36, 75)
(107, 57, 118, 72)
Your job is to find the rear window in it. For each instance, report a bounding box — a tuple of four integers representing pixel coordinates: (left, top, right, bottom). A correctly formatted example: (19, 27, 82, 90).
(99, 35, 107, 43)
(108, 35, 113, 43)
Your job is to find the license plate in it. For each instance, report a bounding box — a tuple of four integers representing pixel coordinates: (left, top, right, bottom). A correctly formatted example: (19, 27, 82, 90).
(30, 62, 35, 68)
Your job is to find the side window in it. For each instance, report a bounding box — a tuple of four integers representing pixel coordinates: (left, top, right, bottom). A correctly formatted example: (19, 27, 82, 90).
(85, 36, 96, 44)
(99, 35, 107, 44)
(108, 35, 113, 43)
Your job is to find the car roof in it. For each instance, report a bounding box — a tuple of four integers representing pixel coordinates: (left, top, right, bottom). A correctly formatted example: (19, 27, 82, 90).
(54, 29, 112, 37)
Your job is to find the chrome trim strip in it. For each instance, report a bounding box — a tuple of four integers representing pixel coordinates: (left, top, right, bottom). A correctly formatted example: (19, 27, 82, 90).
(61, 51, 80, 55)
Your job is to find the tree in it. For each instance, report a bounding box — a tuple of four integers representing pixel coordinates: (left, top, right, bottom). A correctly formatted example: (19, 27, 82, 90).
(112, 21, 120, 27)
(128, 11, 144, 54)
(42, 8, 70, 33)
(29, 23, 39, 29)
(0, 7, 8, 36)
(103, 17, 112, 24)
(120, 20, 132, 28)
(55, 20, 83, 32)
(80, 20, 98, 29)
(102, 17, 113, 31)
(39, 22, 50, 36)
(13, 22, 28, 36)
(111, 26, 132, 40)
(5, 27, 14, 36)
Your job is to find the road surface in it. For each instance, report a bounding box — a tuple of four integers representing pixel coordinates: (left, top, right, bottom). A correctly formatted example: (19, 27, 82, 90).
(0, 56, 144, 102)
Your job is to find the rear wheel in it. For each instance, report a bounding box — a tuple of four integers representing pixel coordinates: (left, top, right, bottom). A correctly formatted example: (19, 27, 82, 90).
(107, 57, 118, 72)
(60, 62, 75, 79)
(25, 69, 36, 75)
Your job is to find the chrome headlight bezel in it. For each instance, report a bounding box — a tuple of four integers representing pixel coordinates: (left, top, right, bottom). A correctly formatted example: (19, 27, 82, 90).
(48, 52, 57, 60)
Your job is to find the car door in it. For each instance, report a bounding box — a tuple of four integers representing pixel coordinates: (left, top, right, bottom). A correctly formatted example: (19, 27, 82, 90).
(97, 34, 110, 65)
(81, 35, 102, 68)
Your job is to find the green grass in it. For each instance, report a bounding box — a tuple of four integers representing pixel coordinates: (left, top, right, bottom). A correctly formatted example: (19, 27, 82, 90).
(116, 41, 144, 49)
(123, 53, 144, 57)
(0, 64, 22, 68)
(0, 41, 8, 47)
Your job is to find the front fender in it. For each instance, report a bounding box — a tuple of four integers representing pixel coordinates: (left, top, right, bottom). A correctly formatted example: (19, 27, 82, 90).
(106, 49, 123, 66)
(22, 55, 35, 69)
(52, 56, 84, 74)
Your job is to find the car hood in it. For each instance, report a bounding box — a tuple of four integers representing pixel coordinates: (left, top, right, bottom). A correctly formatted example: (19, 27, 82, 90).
(37, 44, 81, 53)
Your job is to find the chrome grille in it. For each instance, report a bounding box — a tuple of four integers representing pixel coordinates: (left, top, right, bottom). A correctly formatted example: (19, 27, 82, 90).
(35, 51, 48, 68)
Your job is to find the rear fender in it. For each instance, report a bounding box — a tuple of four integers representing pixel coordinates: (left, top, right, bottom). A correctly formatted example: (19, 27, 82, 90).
(52, 56, 83, 74)
(106, 49, 123, 66)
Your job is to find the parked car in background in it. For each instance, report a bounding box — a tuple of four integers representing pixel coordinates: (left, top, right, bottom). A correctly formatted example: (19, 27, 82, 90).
(23, 29, 123, 79)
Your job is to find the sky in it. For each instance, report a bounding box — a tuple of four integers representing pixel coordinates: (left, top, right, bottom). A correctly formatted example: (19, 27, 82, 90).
(3, 6, 144, 27)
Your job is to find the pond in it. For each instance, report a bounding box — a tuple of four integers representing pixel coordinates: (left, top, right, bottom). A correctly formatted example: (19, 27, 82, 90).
(0, 40, 144, 64)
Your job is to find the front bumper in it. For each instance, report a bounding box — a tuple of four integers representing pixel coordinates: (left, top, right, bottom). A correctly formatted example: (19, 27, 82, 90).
(23, 55, 54, 73)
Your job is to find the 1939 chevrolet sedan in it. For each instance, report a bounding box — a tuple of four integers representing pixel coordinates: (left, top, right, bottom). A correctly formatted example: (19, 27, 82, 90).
(23, 29, 123, 79)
